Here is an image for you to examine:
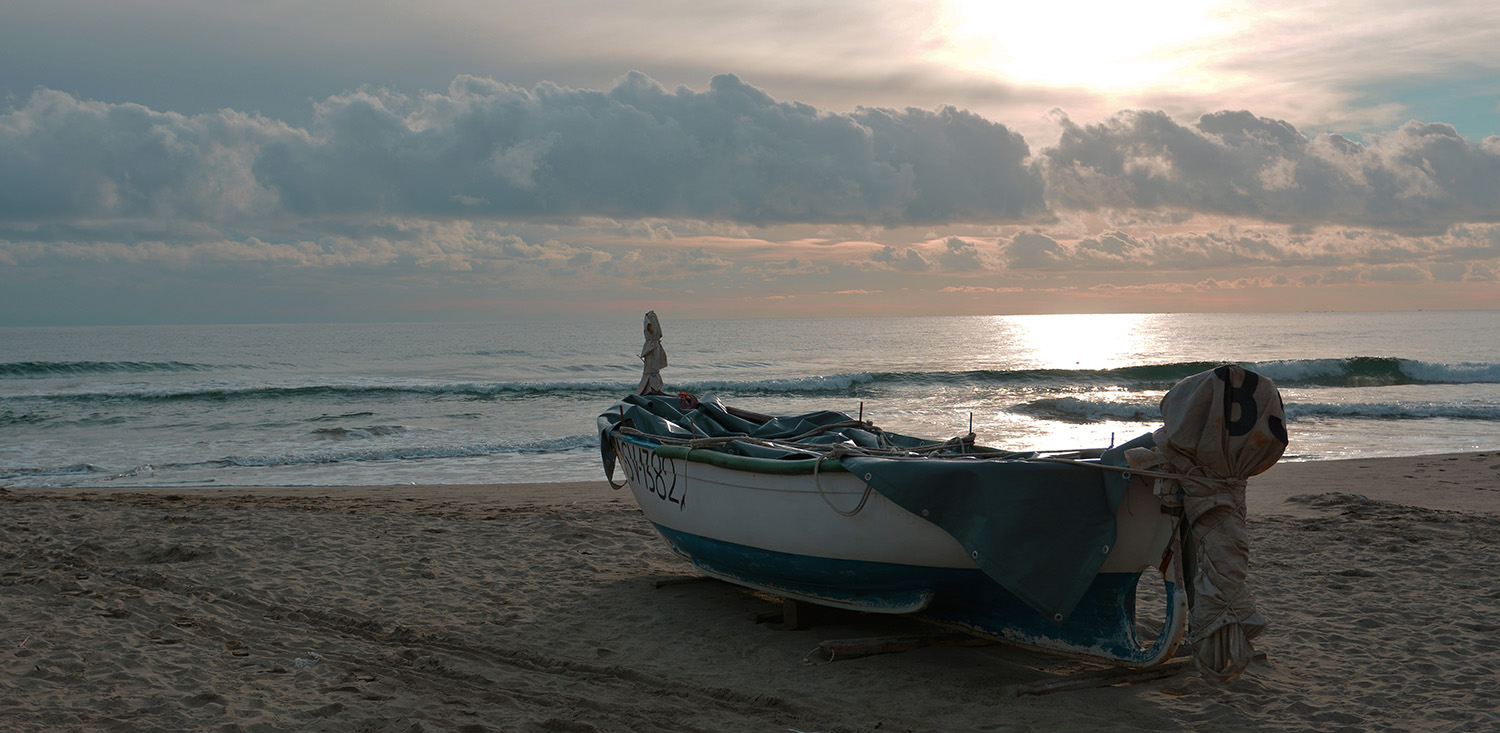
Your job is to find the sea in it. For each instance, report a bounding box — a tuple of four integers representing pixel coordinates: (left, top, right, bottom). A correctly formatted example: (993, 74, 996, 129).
(2, 311, 1497, 490)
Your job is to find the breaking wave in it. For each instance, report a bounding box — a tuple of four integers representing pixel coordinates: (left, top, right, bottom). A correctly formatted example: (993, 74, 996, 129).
(1286, 401, 1500, 421)
(1012, 396, 1500, 424)
(698, 357, 1496, 392)
(8, 357, 1496, 406)
(1010, 398, 1162, 424)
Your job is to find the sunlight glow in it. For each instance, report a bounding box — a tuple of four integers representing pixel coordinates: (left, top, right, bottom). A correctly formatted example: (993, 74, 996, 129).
(1005, 313, 1155, 370)
(931, 0, 1251, 93)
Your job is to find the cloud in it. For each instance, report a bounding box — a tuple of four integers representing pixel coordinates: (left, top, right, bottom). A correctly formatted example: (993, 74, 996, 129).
(868, 244, 933, 271)
(999, 224, 1500, 272)
(1364, 263, 1430, 282)
(258, 72, 1047, 225)
(0, 74, 1047, 228)
(934, 235, 996, 270)
(1004, 231, 1070, 269)
(9, 77, 1500, 239)
(3, 72, 1498, 326)
(938, 285, 1024, 294)
(0, 89, 296, 221)
(1041, 109, 1500, 233)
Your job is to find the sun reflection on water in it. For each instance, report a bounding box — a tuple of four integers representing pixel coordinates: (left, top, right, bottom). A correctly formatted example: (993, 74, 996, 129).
(993, 313, 1159, 371)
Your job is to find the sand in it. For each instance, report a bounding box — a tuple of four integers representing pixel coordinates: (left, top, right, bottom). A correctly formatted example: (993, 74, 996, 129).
(3, 452, 1498, 732)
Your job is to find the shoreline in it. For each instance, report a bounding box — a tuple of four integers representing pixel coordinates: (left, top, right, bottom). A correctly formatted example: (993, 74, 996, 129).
(9, 450, 1498, 516)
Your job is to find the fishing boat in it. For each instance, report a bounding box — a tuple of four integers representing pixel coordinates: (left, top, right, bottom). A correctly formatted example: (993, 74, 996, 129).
(599, 313, 1287, 677)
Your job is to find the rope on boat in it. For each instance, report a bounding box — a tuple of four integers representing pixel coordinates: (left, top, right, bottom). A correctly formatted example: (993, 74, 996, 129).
(614, 423, 984, 460)
(1035, 456, 1246, 491)
(619, 424, 1244, 489)
(616, 425, 1248, 496)
(813, 443, 873, 517)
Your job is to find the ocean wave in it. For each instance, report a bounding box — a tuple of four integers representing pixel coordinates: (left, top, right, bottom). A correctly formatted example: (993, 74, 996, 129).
(308, 411, 377, 421)
(0, 360, 221, 378)
(210, 434, 602, 467)
(1, 408, 133, 429)
(0, 408, 47, 426)
(1009, 397, 1162, 424)
(1246, 357, 1500, 387)
(309, 425, 409, 439)
(7, 356, 1497, 405)
(1011, 395, 1500, 424)
(0, 435, 603, 483)
(689, 357, 1500, 393)
(549, 363, 641, 374)
(15, 381, 635, 404)
(681, 373, 879, 393)
(0, 462, 169, 483)
(0, 462, 103, 480)
(1286, 402, 1500, 421)
(8, 374, 880, 403)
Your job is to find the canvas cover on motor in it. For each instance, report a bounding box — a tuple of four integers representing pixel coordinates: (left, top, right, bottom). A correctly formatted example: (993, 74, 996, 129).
(637, 311, 667, 396)
(1125, 365, 1287, 682)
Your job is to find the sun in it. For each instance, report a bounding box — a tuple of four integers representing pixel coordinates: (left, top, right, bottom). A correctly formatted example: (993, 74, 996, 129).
(929, 0, 1250, 94)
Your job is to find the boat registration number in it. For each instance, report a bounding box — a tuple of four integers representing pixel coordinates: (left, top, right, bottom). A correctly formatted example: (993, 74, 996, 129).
(616, 440, 685, 510)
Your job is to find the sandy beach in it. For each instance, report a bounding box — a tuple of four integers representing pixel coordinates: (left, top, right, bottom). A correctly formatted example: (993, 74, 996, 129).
(4, 452, 1498, 732)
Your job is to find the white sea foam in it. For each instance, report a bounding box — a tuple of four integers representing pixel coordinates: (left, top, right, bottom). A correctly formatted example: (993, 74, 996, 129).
(1286, 401, 1500, 421)
(1009, 397, 1162, 423)
(682, 373, 878, 393)
(1399, 360, 1500, 384)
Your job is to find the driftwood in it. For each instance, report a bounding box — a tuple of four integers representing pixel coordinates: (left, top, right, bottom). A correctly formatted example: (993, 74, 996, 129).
(1015, 650, 1268, 696)
(804, 633, 996, 664)
(650, 575, 714, 589)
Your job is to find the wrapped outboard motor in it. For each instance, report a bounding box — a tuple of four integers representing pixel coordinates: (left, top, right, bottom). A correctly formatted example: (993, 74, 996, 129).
(637, 311, 667, 396)
(1126, 365, 1288, 682)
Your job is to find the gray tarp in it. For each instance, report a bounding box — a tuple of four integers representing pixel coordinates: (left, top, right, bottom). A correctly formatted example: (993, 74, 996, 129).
(840, 440, 1144, 622)
(599, 393, 1142, 622)
(599, 393, 948, 467)
(1125, 365, 1287, 682)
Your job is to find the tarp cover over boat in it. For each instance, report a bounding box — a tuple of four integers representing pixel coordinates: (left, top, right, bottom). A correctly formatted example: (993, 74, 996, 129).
(598, 393, 1144, 623)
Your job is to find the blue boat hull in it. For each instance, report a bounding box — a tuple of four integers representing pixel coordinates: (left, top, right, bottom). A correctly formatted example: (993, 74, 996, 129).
(656, 523, 1185, 666)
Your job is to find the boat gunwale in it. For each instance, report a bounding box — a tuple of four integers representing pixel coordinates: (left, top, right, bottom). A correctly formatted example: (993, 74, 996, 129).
(610, 429, 1083, 477)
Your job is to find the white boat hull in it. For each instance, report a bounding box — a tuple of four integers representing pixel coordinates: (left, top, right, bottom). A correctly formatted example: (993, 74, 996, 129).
(608, 432, 1188, 666)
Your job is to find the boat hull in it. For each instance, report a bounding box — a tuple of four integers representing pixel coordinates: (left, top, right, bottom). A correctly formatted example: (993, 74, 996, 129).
(609, 432, 1187, 666)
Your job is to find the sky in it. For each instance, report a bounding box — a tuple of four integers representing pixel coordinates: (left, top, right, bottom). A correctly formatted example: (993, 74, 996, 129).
(2, 0, 1498, 325)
